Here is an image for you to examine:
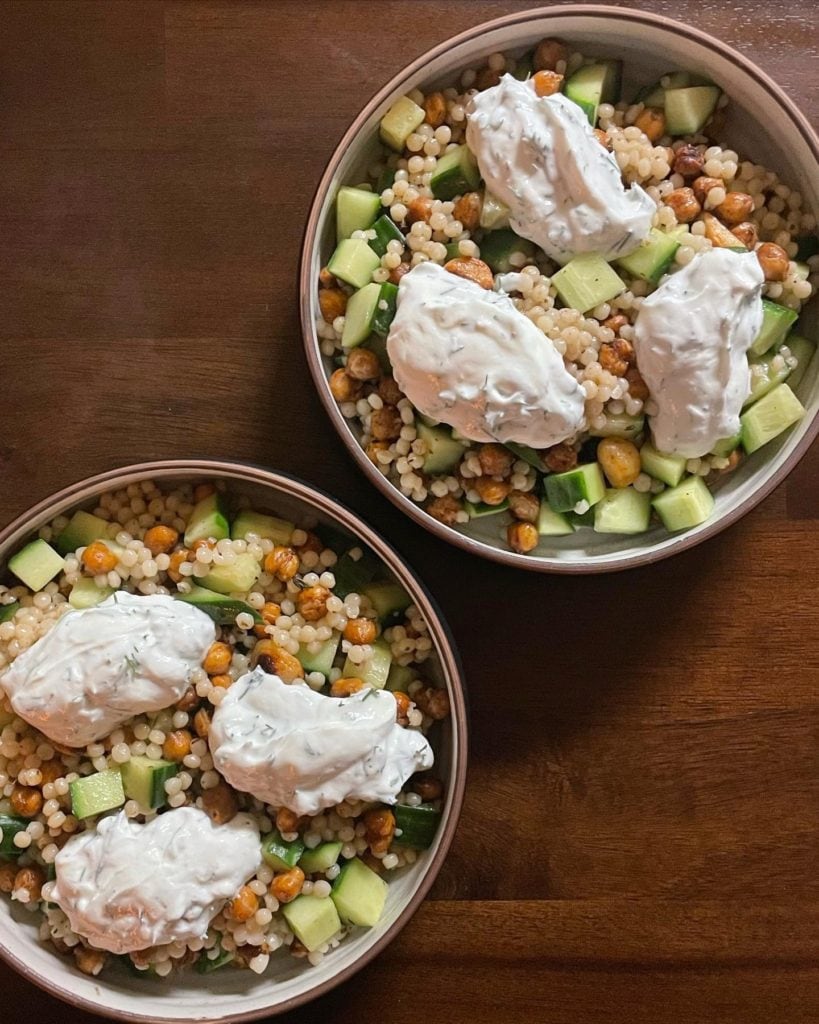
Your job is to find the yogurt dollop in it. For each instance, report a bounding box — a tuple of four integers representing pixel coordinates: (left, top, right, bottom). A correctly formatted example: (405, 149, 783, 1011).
(466, 75, 655, 264)
(386, 261, 586, 447)
(0, 592, 215, 747)
(633, 248, 765, 457)
(50, 807, 261, 953)
(209, 668, 434, 816)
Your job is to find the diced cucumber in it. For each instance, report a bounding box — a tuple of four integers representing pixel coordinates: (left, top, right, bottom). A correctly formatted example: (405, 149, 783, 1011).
(56, 510, 110, 555)
(416, 421, 466, 474)
(327, 238, 380, 290)
(175, 585, 262, 625)
(196, 947, 234, 973)
(664, 85, 721, 135)
(184, 493, 230, 547)
(200, 553, 261, 595)
(740, 382, 805, 454)
(652, 475, 715, 531)
(465, 499, 510, 518)
(336, 186, 381, 243)
(745, 349, 793, 407)
(376, 166, 396, 193)
(479, 229, 536, 273)
(231, 510, 293, 545)
(795, 235, 819, 261)
(342, 638, 392, 690)
(711, 434, 741, 457)
(0, 602, 19, 624)
(567, 507, 596, 529)
(615, 228, 684, 284)
(565, 60, 622, 124)
(750, 299, 799, 357)
(505, 442, 543, 470)
(545, 463, 606, 513)
(386, 662, 418, 692)
(363, 333, 391, 373)
(342, 281, 398, 348)
(332, 551, 379, 599)
(593, 487, 652, 534)
(299, 841, 343, 874)
(394, 803, 441, 849)
(297, 633, 341, 677)
(331, 857, 388, 928)
(640, 443, 687, 487)
(0, 814, 28, 857)
(552, 254, 626, 312)
(513, 54, 533, 81)
(368, 214, 405, 258)
(360, 581, 411, 622)
(262, 830, 305, 872)
(69, 769, 125, 819)
(430, 144, 480, 201)
(380, 96, 425, 152)
(371, 282, 398, 337)
(282, 894, 342, 952)
(480, 190, 511, 230)
(634, 71, 708, 108)
(786, 335, 816, 392)
(8, 539, 65, 592)
(68, 578, 114, 609)
(589, 412, 645, 440)
(537, 502, 574, 536)
(120, 756, 178, 810)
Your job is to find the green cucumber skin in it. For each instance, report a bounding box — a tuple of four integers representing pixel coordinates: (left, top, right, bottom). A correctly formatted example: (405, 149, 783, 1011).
(394, 803, 441, 849)
(0, 814, 28, 856)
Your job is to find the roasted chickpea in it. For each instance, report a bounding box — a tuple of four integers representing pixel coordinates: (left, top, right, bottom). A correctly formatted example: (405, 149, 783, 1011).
(270, 866, 304, 904)
(452, 191, 482, 232)
(210, 673, 233, 689)
(757, 242, 790, 281)
(426, 494, 462, 525)
(252, 640, 304, 682)
(423, 91, 447, 128)
(365, 440, 390, 465)
(634, 107, 666, 143)
(703, 211, 743, 248)
(275, 807, 300, 834)
(264, 545, 300, 581)
(74, 946, 108, 977)
(328, 367, 362, 403)
(318, 288, 348, 324)
(406, 196, 434, 224)
(599, 337, 635, 377)
(543, 442, 577, 474)
(167, 549, 190, 583)
(296, 584, 331, 622)
(508, 489, 540, 524)
(477, 443, 513, 477)
(193, 483, 215, 502)
(39, 759, 64, 785)
(533, 37, 568, 71)
(363, 807, 395, 856)
(731, 221, 759, 250)
(330, 676, 366, 697)
(228, 885, 258, 922)
(625, 366, 650, 402)
(200, 782, 238, 824)
(176, 685, 199, 712)
(594, 128, 610, 149)
(10, 785, 42, 819)
(672, 143, 705, 178)
(507, 521, 539, 554)
(12, 865, 44, 900)
(692, 175, 723, 205)
(388, 261, 411, 286)
(345, 347, 381, 381)
(597, 438, 641, 488)
(715, 191, 754, 226)
(444, 256, 494, 290)
(163, 729, 192, 762)
(0, 862, 17, 894)
(318, 267, 336, 289)
(378, 375, 404, 405)
(475, 66, 501, 91)
(203, 641, 231, 675)
(532, 69, 564, 97)
(664, 187, 701, 223)
(393, 691, 411, 726)
(143, 525, 179, 556)
(411, 774, 443, 802)
(370, 405, 403, 441)
(343, 617, 377, 645)
(261, 601, 281, 624)
(193, 708, 211, 739)
(474, 476, 511, 506)
(413, 685, 450, 720)
(81, 540, 117, 575)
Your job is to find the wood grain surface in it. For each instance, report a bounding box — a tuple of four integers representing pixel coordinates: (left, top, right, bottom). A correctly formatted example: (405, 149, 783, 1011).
(2, 2, 818, 1022)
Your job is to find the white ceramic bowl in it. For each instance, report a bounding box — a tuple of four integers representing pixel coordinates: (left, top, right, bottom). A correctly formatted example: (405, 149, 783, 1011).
(0, 461, 467, 1023)
(301, 4, 819, 573)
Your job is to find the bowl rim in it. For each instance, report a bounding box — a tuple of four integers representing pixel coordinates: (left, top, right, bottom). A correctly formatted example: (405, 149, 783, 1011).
(0, 459, 468, 1024)
(299, 2, 819, 575)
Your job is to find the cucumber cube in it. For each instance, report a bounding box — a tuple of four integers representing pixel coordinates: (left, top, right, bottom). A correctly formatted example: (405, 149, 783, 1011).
(331, 857, 388, 928)
(536, 502, 574, 536)
(175, 585, 262, 625)
(464, 499, 510, 518)
(0, 814, 28, 856)
(262, 830, 305, 872)
(68, 578, 114, 609)
(589, 412, 645, 440)
(342, 283, 381, 348)
(0, 602, 19, 624)
(786, 335, 816, 392)
(56, 510, 110, 555)
(740, 382, 805, 454)
(652, 476, 715, 531)
(545, 463, 606, 513)
(332, 551, 379, 599)
(231, 510, 293, 545)
(479, 229, 536, 273)
(394, 803, 441, 849)
(342, 638, 392, 690)
(282, 895, 342, 952)
(336, 186, 381, 242)
(184, 493, 229, 547)
(372, 282, 398, 337)
(430, 144, 480, 201)
(380, 96, 425, 152)
(615, 228, 684, 284)
(8, 539, 64, 592)
(664, 85, 721, 135)
(480, 190, 511, 230)
(745, 350, 793, 407)
(360, 581, 411, 622)
(297, 633, 341, 678)
(594, 487, 652, 534)
(368, 215, 405, 258)
(639, 443, 687, 487)
(299, 841, 343, 874)
(416, 421, 466, 474)
(565, 60, 622, 123)
(200, 553, 261, 595)
(69, 769, 125, 819)
(750, 299, 798, 357)
(710, 434, 741, 457)
(121, 756, 178, 810)
(327, 238, 380, 290)
(552, 254, 626, 312)
(385, 662, 418, 693)
(196, 948, 234, 973)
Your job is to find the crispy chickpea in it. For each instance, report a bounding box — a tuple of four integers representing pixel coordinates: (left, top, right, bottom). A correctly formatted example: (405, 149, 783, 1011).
(74, 946, 107, 977)
(365, 440, 389, 465)
(423, 91, 447, 128)
(393, 691, 411, 726)
(143, 525, 179, 556)
(328, 367, 362, 403)
(719, 449, 742, 474)
(261, 601, 281, 624)
(10, 785, 43, 819)
(13, 865, 45, 901)
(210, 673, 233, 688)
(252, 640, 304, 682)
(543, 442, 577, 474)
(533, 37, 568, 71)
(452, 191, 482, 232)
(692, 175, 723, 205)
(507, 521, 539, 554)
(200, 782, 238, 824)
(634, 107, 666, 143)
(296, 584, 331, 622)
(176, 685, 199, 712)
(193, 708, 211, 739)
(508, 489, 540, 524)
(672, 143, 705, 178)
(599, 337, 636, 377)
(370, 404, 403, 441)
(318, 288, 348, 324)
(413, 685, 450, 720)
(731, 221, 759, 250)
(411, 774, 443, 801)
(426, 494, 462, 525)
(597, 438, 641, 488)
(757, 242, 789, 282)
(703, 211, 742, 248)
(81, 540, 117, 575)
(193, 483, 215, 502)
(346, 347, 381, 381)
(625, 366, 650, 402)
(532, 69, 564, 97)
(378, 375, 404, 405)
(594, 128, 610, 148)
(363, 807, 395, 856)
(319, 267, 336, 289)
(0, 862, 17, 894)
(474, 476, 511, 506)
(475, 66, 501, 91)
(406, 196, 434, 224)
(167, 549, 190, 583)
(203, 641, 232, 676)
(330, 676, 366, 697)
(664, 187, 701, 223)
(39, 759, 64, 785)
(270, 866, 304, 904)
(444, 256, 494, 290)
(264, 545, 300, 581)
(477, 442, 513, 477)
(163, 729, 192, 762)
(297, 531, 324, 555)
(275, 807, 300, 834)
(343, 617, 377, 645)
(715, 191, 754, 226)
(228, 885, 258, 922)
(388, 261, 411, 286)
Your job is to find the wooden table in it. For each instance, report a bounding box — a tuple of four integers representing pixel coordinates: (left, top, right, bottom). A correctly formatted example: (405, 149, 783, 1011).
(2, 1, 818, 1021)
